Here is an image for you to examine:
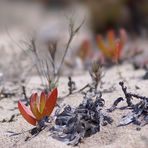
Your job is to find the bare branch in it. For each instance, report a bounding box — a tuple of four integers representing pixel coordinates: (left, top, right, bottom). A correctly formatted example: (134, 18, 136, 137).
(55, 18, 85, 83)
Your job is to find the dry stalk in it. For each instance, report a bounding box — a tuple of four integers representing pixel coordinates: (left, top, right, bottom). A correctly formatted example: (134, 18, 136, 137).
(27, 18, 85, 91)
(55, 18, 85, 83)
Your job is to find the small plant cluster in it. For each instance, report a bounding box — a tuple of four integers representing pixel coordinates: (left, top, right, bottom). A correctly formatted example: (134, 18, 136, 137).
(18, 88, 58, 127)
(51, 88, 113, 146)
(77, 29, 127, 67)
(77, 29, 145, 69)
(96, 29, 126, 64)
(108, 81, 148, 127)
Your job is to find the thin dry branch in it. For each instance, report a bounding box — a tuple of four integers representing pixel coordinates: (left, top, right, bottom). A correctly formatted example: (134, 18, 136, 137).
(55, 19, 85, 83)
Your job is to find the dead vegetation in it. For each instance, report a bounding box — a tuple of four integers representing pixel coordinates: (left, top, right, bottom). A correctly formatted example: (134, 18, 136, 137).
(109, 81, 148, 128)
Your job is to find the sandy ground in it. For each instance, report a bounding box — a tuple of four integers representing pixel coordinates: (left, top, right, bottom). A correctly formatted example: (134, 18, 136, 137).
(0, 1, 148, 148)
(0, 64, 148, 148)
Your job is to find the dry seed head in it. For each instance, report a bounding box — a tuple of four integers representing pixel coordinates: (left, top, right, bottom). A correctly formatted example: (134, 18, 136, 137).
(89, 61, 102, 89)
(91, 61, 102, 78)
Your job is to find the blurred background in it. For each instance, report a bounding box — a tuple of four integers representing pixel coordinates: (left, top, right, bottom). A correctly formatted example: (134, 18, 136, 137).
(1, 0, 147, 34)
(0, 0, 148, 82)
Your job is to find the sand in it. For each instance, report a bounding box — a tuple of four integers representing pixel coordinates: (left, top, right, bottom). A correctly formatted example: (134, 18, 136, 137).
(0, 64, 148, 148)
(0, 2, 148, 147)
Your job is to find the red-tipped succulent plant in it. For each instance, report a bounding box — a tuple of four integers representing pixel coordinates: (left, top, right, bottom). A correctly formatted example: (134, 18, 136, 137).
(18, 88, 58, 126)
(96, 29, 127, 63)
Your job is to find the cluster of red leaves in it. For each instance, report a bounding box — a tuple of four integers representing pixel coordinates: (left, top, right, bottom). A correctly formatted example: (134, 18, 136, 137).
(77, 29, 127, 65)
(96, 29, 127, 63)
(18, 88, 58, 126)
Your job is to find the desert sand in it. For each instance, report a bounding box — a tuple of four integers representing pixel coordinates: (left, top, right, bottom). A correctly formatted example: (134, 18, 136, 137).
(0, 64, 148, 148)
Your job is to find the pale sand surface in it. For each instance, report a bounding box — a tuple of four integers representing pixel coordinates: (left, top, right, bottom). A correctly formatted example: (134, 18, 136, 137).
(0, 64, 148, 148)
(0, 2, 148, 147)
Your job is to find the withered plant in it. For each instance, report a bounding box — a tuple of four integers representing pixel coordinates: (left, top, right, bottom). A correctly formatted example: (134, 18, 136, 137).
(108, 81, 148, 127)
(61, 60, 103, 99)
(51, 87, 113, 146)
(89, 60, 103, 90)
(24, 18, 85, 92)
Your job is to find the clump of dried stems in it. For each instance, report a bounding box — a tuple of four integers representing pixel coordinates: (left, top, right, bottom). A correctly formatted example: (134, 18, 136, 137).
(28, 18, 85, 92)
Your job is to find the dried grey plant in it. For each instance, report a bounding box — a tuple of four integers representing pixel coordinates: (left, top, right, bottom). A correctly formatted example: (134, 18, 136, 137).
(51, 88, 113, 145)
(108, 81, 148, 127)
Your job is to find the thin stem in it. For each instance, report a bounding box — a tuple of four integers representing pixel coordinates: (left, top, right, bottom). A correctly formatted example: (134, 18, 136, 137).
(55, 19, 85, 83)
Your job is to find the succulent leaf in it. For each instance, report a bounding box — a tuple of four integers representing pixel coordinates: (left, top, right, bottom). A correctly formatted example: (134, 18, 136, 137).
(107, 30, 115, 49)
(18, 101, 36, 126)
(113, 41, 122, 63)
(18, 88, 58, 126)
(30, 93, 42, 120)
(43, 88, 58, 116)
(40, 92, 46, 113)
(96, 35, 111, 58)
